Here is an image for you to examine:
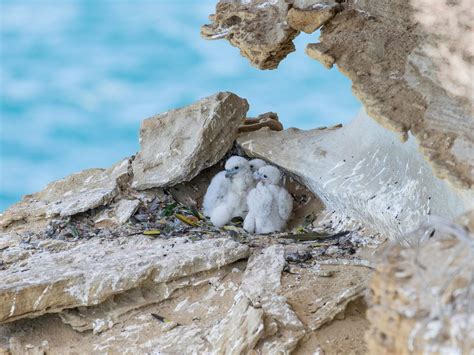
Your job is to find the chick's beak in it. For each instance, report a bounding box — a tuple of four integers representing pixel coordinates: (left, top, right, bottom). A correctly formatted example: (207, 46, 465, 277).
(253, 172, 262, 180)
(225, 170, 236, 178)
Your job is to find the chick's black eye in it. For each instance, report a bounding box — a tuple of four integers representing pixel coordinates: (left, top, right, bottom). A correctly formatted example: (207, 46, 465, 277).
(235, 166, 239, 170)
(264, 175, 267, 178)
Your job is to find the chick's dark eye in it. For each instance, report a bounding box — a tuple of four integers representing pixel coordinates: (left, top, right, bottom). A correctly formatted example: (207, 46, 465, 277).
(235, 166, 239, 170)
(263, 175, 267, 178)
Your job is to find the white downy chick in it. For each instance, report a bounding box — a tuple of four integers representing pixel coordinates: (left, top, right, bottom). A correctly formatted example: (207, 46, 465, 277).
(203, 156, 254, 227)
(202, 170, 228, 217)
(249, 159, 266, 173)
(244, 165, 293, 234)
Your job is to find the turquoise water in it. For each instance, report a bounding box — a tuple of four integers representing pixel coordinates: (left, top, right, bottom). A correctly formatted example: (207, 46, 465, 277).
(0, 0, 360, 211)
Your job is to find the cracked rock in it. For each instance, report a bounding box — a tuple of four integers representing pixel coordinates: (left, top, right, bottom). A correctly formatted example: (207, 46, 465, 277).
(201, 0, 298, 70)
(238, 110, 473, 239)
(0, 158, 132, 230)
(131, 92, 249, 190)
(287, 2, 342, 33)
(0, 237, 249, 324)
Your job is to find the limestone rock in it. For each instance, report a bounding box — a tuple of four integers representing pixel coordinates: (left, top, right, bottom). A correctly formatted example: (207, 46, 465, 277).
(8, 338, 49, 355)
(207, 292, 265, 353)
(204, 0, 474, 188)
(367, 215, 474, 354)
(238, 111, 283, 134)
(201, 0, 298, 70)
(0, 237, 249, 324)
(152, 245, 305, 354)
(87, 245, 305, 354)
(241, 245, 306, 353)
(287, 2, 341, 33)
(308, 283, 366, 331)
(131, 92, 249, 190)
(305, 42, 335, 68)
(313, 5, 474, 189)
(1, 238, 372, 354)
(94, 198, 141, 227)
(59, 264, 238, 334)
(237, 110, 473, 239)
(0, 158, 131, 230)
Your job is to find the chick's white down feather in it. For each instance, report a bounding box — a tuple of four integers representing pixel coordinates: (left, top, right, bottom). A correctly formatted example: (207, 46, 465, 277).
(249, 159, 266, 173)
(202, 171, 228, 217)
(244, 165, 293, 234)
(203, 156, 255, 227)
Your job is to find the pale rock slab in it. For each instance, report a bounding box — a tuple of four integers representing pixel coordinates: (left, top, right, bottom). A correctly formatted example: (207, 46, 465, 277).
(98, 245, 305, 354)
(152, 246, 301, 354)
(308, 2, 474, 189)
(94, 198, 141, 227)
(207, 291, 265, 354)
(0, 237, 249, 324)
(241, 245, 306, 353)
(0, 158, 132, 230)
(203, 0, 474, 188)
(201, 0, 298, 70)
(367, 214, 474, 354)
(131, 92, 249, 190)
(287, 1, 341, 33)
(59, 264, 237, 334)
(237, 110, 473, 240)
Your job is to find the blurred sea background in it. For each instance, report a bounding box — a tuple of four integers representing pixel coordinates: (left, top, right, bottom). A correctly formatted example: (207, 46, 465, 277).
(0, 0, 360, 211)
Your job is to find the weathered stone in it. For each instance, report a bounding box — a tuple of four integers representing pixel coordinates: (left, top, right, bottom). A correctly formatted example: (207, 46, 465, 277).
(83, 245, 304, 354)
(238, 111, 284, 134)
(287, 2, 341, 33)
(94, 198, 140, 227)
(9, 338, 48, 355)
(241, 245, 306, 353)
(367, 215, 474, 354)
(201, 0, 298, 70)
(238, 110, 473, 239)
(1, 239, 373, 354)
(59, 265, 238, 334)
(305, 42, 335, 68)
(150, 246, 305, 353)
(204, 0, 474, 189)
(0, 237, 249, 324)
(308, 283, 366, 331)
(281, 262, 371, 354)
(0, 158, 131, 230)
(131, 92, 249, 190)
(207, 292, 265, 353)
(314, 4, 474, 189)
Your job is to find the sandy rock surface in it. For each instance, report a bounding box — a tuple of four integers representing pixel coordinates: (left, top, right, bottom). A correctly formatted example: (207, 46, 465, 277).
(1, 233, 374, 354)
(0, 236, 249, 324)
(201, 0, 298, 70)
(203, 0, 474, 189)
(367, 214, 474, 354)
(0, 158, 132, 230)
(238, 110, 473, 240)
(287, 1, 342, 33)
(132, 92, 249, 190)
(1, 0, 472, 350)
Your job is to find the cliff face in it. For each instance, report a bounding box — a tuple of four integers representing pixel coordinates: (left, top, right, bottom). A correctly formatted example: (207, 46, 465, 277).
(367, 213, 474, 354)
(201, 1, 474, 353)
(237, 110, 472, 240)
(0, 93, 373, 354)
(0, 1, 472, 353)
(202, 0, 474, 190)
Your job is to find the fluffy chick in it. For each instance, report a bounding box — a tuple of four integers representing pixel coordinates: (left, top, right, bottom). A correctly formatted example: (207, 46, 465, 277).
(249, 159, 266, 173)
(244, 165, 293, 234)
(203, 156, 254, 227)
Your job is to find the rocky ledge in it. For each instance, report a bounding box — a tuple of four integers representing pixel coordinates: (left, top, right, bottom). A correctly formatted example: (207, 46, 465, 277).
(1, 0, 473, 353)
